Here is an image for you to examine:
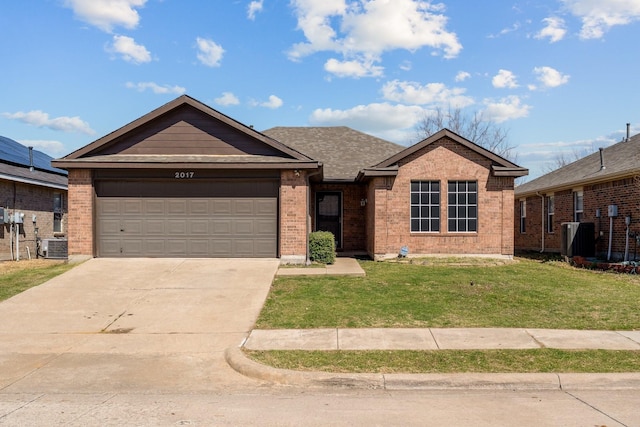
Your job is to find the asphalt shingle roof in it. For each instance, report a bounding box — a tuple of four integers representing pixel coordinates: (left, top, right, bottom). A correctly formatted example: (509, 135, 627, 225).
(516, 133, 640, 196)
(263, 126, 404, 181)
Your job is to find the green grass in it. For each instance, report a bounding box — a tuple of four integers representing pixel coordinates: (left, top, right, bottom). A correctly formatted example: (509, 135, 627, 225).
(0, 260, 76, 301)
(246, 349, 640, 373)
(257, 258, 640, 330)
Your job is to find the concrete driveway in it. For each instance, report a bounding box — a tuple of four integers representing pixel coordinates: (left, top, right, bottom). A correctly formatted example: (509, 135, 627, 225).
(0, 258, 279, 393)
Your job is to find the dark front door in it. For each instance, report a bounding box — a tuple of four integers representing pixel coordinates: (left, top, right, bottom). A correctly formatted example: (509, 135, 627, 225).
(316, 192, 342, 249)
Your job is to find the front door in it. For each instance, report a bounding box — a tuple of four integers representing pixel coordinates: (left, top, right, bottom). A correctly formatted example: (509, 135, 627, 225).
(316, 192, 342, 249)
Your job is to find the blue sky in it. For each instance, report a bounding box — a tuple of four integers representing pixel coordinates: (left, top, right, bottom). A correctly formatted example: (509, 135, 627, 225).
(1, 0, 639, 180)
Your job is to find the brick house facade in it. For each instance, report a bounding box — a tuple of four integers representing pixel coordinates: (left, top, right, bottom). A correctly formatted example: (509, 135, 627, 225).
(515, 132, 640, 261)
(0, 136, 68, 260)
(54, 95, 527, 263)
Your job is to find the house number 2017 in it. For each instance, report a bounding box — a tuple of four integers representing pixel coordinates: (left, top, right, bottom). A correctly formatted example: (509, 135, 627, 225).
(175, 171, 195, 178)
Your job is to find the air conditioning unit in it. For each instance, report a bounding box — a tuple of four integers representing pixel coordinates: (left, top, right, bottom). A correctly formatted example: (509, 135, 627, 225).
(42, 239, 68, 259)
(561, 222, 595, 257)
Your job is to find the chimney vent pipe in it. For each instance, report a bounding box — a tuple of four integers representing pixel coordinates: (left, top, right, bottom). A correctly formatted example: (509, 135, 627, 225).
(28, 146, 34, 172)
(599, 147, 605, 170)
(627, 123, 631, 142)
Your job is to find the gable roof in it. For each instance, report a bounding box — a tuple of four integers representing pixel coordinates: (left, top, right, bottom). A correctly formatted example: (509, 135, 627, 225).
(516, 133, 640, 197)
(53, 95, 318, 171)
(0, 136, 68, 190)
(263, 126, 403, 181)
(359, 128, 528, 179)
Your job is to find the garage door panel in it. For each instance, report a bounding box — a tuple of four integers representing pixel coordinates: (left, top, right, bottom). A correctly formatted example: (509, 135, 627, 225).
(255, 199, 277, 215)
(144, 200, 165, 215)
(145, 219, 165, 234)
(189, 220, 209, 234)
(96, 180, 277, 258)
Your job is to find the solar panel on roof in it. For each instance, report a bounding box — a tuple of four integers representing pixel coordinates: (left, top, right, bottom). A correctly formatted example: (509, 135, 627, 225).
(0, 135, 67, 175)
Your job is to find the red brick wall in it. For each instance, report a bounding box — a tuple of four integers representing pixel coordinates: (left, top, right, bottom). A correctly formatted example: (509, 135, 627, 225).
(280, 170, 308, 262)
(0, 180, 67, 260)
(67, 169, 94, 256)
(311, 183, 367, 252)
(369, 138, 516, 259)
(515, 177, 640, 259)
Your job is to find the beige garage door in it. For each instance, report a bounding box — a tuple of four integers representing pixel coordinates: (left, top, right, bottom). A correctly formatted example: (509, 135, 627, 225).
(96, 180, 278, 258)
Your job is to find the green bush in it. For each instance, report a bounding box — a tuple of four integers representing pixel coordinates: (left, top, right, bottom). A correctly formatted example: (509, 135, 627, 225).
(309, 231, 336, 264)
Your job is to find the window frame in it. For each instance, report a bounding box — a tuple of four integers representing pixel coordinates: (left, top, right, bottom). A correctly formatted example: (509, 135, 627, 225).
(573, 191, 583, 222)
(410, 180, 441, 233)
(447, 180, 478, 233)
(547, 195, 554, 233)
(520, 200, 526, 234)
(53, 192, 63, 233)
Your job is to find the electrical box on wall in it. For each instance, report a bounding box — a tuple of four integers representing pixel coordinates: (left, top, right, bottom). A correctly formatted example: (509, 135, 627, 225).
(608, 205, 618, 217)
(0, 207, 5, 224)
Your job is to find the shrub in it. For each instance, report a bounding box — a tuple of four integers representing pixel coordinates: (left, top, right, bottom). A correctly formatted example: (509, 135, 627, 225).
(309, 231, 336, 264)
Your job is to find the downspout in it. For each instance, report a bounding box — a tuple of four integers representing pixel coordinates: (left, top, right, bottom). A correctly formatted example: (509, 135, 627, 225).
(305, 166, 323, 265)
(536, 192, 545, 253)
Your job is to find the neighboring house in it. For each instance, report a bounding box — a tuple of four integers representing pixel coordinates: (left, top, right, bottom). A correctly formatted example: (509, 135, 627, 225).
(514, 130, 640, 261)
(0, 136, 68, 260)
(52, 95, 527, 263)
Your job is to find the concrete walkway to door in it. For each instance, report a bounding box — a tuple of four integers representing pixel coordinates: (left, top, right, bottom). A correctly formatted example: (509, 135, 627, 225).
(0, 258, 279, 394)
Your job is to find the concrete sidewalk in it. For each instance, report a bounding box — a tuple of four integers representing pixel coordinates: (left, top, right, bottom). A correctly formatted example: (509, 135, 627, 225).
(243, 328, 640, 351)
(226, 328, 640, 391)
(276, 257, 365, 277)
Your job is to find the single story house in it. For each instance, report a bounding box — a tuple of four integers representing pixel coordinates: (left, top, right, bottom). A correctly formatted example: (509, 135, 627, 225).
(52, 95, 527, 263)
(0, 136, 68, 260)
(514, 128, 640, 261)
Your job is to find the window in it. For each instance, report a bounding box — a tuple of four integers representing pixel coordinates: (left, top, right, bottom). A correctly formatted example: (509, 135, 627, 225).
(410, 181, 440, 232)
(447, 181, 477, 232)
(53, 192, 63, 233)
(574, 191, 583, 222)
(520, 200, 526, 233)
(547, 195, 554, 233)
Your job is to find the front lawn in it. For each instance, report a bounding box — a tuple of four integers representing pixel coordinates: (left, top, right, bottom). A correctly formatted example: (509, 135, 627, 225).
(256, 258, 640, 330)
(0, 259, 75, 301)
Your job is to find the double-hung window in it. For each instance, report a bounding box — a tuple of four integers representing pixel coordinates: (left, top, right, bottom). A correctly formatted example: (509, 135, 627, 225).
(410, 181, 440, 232)
(547, 195, 554, 233)
(448, 181, 477, 232)
(574, 191, 583, 222)
(53, 192, 63, 233)
(520, 200, 526, 233)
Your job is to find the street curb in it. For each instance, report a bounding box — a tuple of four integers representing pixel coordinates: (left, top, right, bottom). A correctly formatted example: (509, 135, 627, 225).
(226, 346, 640, 391)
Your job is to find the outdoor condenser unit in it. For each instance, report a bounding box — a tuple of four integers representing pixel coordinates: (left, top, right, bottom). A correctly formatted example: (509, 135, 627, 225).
(42, 239, 68, 259)
(561, 222, 595, 257)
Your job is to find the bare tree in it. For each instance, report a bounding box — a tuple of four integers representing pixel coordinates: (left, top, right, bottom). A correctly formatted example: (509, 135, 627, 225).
(415, 106, 516, 162)
(541, 148, 593, 174)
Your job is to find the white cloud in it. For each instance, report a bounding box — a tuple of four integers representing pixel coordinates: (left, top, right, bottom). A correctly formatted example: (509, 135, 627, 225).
(251, 95, 283, 109)
(63, 0, 146, 32)
(196, 37, 225, 67)
(381, 80, 474, 108)
(492, 69, 519, 89)
(324, 57, 383, 78)
(399, 61, 412, 71)
(2, 110, 95, 135)
(561, 0, 640, 39)
(310, 102, 426, 133)
(531, 66, 570, 89)
(215, 92, 240, 106)
(455, 71, 470, 82)
(481, 96, 531, 123)
(288, 0, 461, 78)
(125, 82, 186, 94)
(535, 17, 567, 43)
(18, 140, 68, 157)
(109, 35, 151, 64)
(247, 0, 264, 20)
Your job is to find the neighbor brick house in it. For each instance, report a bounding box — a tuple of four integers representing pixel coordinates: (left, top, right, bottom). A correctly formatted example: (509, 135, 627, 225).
(515, 129, 640, 261)
(0, 136, 68, 260)
(53, 95, 527, 263)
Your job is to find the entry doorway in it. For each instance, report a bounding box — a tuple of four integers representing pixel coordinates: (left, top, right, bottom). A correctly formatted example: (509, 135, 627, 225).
(315, 191, 342, 249)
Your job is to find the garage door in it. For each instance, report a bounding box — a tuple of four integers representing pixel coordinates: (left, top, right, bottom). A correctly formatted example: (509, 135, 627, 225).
(96, 180, 278, 258)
